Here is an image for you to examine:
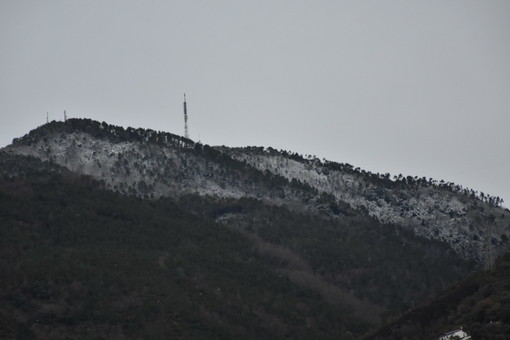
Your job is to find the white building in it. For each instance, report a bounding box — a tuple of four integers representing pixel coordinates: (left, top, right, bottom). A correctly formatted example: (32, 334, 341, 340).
(438, 327, 472, 340)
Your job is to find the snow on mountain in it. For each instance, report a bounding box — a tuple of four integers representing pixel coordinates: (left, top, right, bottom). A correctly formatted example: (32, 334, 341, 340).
(222, 147, 510, 262)
(3, 120, 319, 210)
(3, 119, 510, 262)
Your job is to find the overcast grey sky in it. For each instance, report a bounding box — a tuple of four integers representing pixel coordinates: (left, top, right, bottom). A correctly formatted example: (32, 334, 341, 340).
(1, 0, 509, 205)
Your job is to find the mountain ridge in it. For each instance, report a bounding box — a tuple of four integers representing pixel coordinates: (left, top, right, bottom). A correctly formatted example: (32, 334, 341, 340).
(4, 118, 509, 263)
(2, 118, 509, 338)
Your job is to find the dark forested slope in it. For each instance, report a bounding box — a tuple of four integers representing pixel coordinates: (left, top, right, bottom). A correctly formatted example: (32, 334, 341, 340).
(0, 154, 367, 339)
(0, 153, 476, 339)
(366, 254, 510, 340)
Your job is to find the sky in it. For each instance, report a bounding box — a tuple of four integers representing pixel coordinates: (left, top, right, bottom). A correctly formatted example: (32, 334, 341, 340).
(1, 1, 509, 205)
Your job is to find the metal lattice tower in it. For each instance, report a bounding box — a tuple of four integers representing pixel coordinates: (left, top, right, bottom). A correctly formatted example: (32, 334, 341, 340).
(183, 94, 189, 139)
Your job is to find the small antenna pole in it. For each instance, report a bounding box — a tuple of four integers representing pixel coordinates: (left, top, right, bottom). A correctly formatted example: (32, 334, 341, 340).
(46, 112, 49, 124)
(64, 110, 67, 122)
(183, 93, 189, 139)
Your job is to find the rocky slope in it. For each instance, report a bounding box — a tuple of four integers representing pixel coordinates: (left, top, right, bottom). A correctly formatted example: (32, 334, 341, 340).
(3, 119, 510, 262)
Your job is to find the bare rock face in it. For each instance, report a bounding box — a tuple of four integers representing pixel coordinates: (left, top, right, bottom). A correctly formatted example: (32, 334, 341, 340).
(4, 119, 510, 262)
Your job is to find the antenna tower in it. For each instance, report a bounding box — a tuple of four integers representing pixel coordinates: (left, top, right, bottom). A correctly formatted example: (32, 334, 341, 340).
(183, 94, 189, 139)
(64, 110, 67, 122)
(46, 112, 49, 124)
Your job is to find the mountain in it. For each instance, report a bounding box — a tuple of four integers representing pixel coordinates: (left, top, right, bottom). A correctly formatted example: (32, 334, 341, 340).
(4, 119, 510, 262)
(1, 118, 509, 338)
(365, 253, 510, 339)
(0, 155, 370, 339)
(221, 147, 510, 262)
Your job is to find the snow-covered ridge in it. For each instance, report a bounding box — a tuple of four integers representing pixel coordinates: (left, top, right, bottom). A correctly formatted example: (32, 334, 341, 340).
(3, 119, 510, 262)
(4, 120, 322, 210)
(221, 147, 510, 262)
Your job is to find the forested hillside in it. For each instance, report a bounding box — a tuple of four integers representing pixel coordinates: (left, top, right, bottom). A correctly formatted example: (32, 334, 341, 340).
(0, 153, 475, 339)
(2, 119, 510, 338)
(5, 119, 510, 263)
(223, 146, 510, 261)
(366, 254, 510, 339)
(0, 154, 368, 339)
